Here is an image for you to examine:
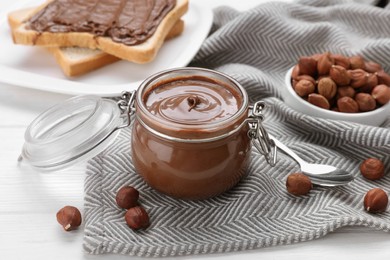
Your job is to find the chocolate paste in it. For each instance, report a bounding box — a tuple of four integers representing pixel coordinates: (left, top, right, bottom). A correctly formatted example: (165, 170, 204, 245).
(27, 0, 176, 46)
(132, 72, 251, 200)
(144, 76, 242, 125)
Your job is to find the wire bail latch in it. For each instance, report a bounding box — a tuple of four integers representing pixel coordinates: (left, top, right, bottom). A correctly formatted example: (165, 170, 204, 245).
(247, 101, 277, 166)
(116, 90, 136, 129)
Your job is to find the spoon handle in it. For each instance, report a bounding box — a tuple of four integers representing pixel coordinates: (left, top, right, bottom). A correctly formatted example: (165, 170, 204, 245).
(268, 135, 306, 167)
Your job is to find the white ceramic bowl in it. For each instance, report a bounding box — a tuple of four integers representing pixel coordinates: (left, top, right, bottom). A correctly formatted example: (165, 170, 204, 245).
(282, 67, 390, 126)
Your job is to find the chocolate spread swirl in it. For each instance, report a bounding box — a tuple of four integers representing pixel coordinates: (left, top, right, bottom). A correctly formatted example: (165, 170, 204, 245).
(27, 0, 176, 46)
(144, 77, 242, 125)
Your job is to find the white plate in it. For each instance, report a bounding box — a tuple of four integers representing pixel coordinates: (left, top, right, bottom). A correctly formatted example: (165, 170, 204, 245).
(0, 0, 213, 97)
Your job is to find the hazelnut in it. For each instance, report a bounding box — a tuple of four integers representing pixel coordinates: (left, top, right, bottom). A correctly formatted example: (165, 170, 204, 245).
(292, 65, 300, 79)
(348, 69, 368, 88)
(56, 206, 82, 231)
(360, 158, 385, 180)
(293, 52, 387, 114)
(125, 206, 150, 230)
(349, 55, 365, 70)
(364, 188, 388, 213)
(296, 75, 316, 85)
(317, 77, 337, 99)
(337, 86, 355, 99)
(286, 173, 312, 196)
(294, 79, 315, 97)
(355, 93, 376, 112)
(332, 54, 350, 69)
(364, 61, 382, 73)
(317, 52, 334, 75)
(372, 84, 390, 105)
(116, 186, 139, 209)
(330, 65, 351, 86)
(298, 56, 317, 77)
(359, 73, 378, 93)
(337, 96, 359, 113)
(308, 93, 330, 109)
(376, 70, 390, 86)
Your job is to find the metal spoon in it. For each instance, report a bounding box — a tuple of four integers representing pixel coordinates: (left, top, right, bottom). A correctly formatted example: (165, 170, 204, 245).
(269, 135, 354, 186)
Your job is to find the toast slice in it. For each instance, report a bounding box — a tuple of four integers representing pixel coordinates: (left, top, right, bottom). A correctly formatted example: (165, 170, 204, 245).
(8, 7, 184, 77)
(12, 0, 189, 64)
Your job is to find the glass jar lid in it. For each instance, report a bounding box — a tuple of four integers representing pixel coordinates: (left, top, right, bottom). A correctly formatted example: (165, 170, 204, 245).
(20, 95, 123, 171)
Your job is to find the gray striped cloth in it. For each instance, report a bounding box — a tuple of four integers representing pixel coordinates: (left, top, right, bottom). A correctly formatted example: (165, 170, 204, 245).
(83, 0, 390, 256)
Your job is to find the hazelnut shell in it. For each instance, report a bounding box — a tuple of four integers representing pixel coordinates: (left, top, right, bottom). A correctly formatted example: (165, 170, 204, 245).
(355, 93, 376, 112)
(349, 55, 365, 70)
(295, 75, 316, 85)
(56, 206, 82, 231)
(317, 52, 334, 75)
(332, 54, 350, 69)
(337, 96, 359, 113)
(308, 93, 330, 110)
(364, 61, 382, 73)
(364, 188, 388, 213)
(348, 69, 368, 88)
(317, 77, 337, 100)
(330, 65, 351, 86)
(294, 79, 315, 97)
(298, 56, 317, 77)
(359, 73, 378, 93)
(360, 158, 385, 180)
(125, 206, 150, 230)
(286, 173, 312, 196)
(372, 84, 390, 105)
(116, 186, 140, 209)
(376, 70, 390, 86)
(291, 65, 300, 79)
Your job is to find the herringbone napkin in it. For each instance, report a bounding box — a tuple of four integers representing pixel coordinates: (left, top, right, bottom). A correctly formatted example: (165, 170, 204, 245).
(83, 0, 390, 256)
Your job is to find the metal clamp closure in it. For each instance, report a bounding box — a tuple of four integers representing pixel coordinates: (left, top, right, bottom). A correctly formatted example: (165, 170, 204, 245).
(117, 90, 136, 129)
(248, 101, 277, 166)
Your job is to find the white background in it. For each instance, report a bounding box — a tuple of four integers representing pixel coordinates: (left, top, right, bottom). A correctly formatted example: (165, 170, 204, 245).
(1, 0, 390, 259)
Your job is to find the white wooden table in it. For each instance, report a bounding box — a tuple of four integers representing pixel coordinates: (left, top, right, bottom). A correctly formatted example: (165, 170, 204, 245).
(1, 0, 389, 259)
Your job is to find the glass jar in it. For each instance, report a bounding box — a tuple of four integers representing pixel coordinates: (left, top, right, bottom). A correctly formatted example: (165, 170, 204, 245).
(20, 67, 276, 200)
(133, 68, 251, 199)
